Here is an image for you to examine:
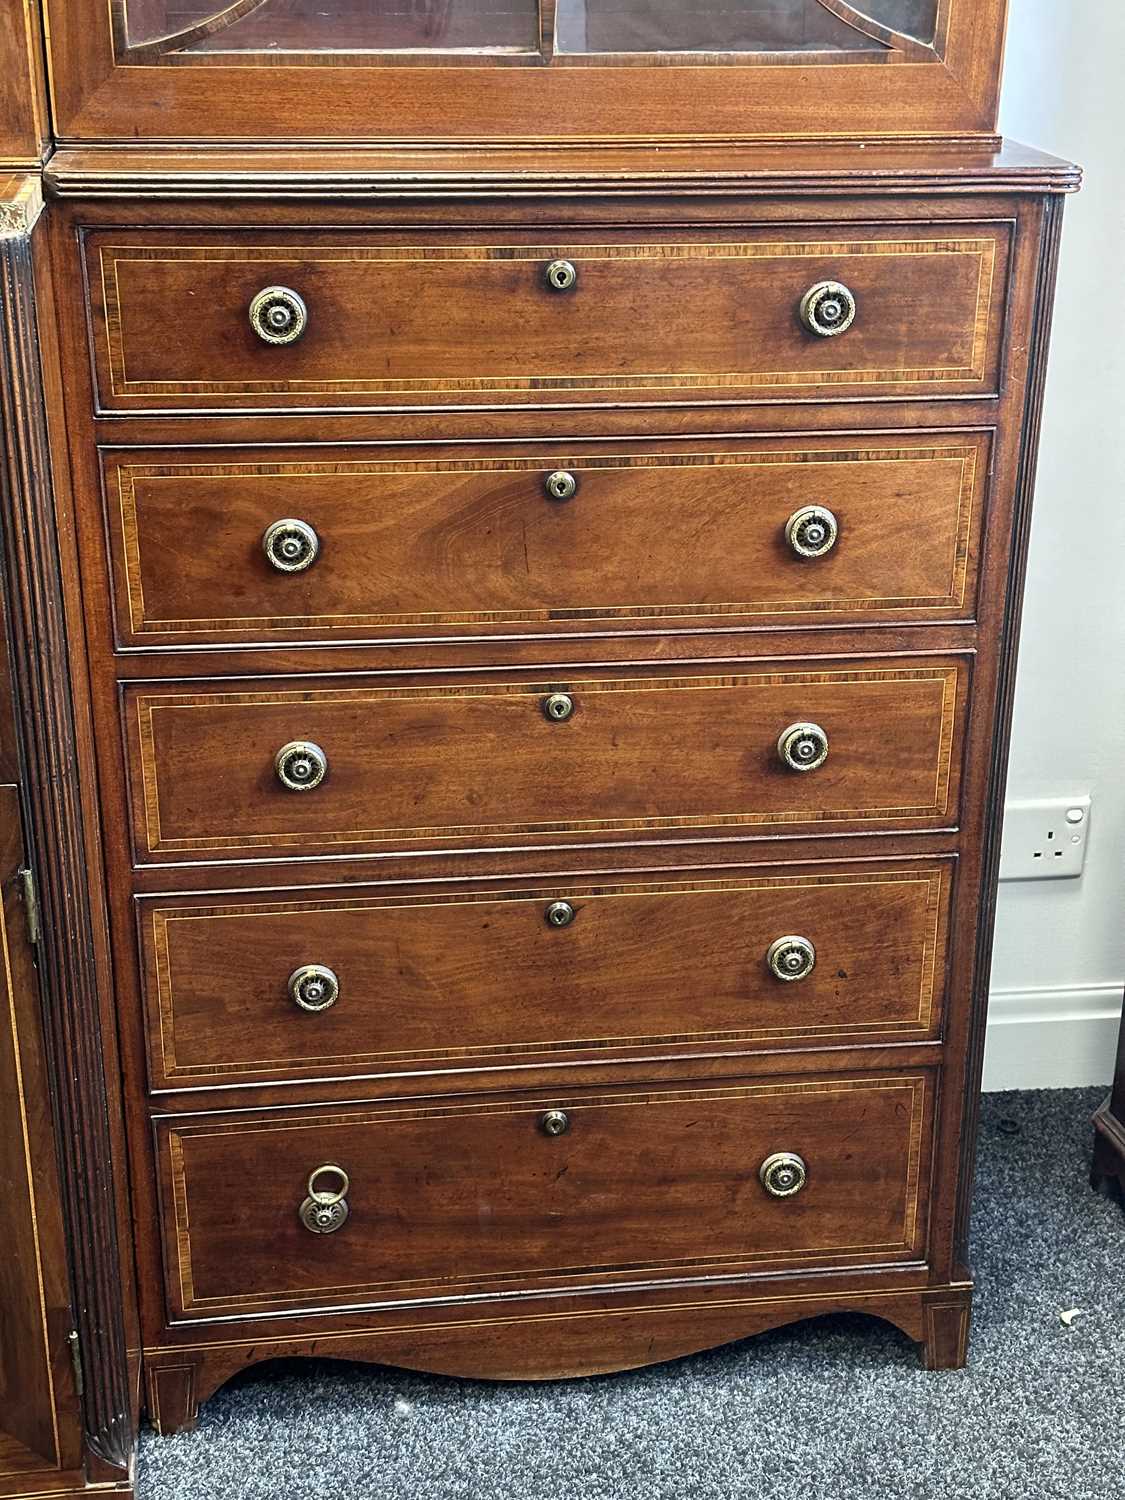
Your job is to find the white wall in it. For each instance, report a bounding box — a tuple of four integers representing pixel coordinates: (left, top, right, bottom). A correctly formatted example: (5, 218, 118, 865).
(983, 1, 1125, 1088)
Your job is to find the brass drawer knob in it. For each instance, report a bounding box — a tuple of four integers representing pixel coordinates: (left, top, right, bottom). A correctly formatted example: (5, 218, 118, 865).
(542, 692, 575, 723)
(545, 900, 576, 929)
(545, 470, 579, 502)
(263, 518, 320, 574)
(766, 935, 816, 983)
(785, 505, 838, 560)
(299, 1164, 350, 1234)
(540, 1110, 570, 1137)
(274, 740, 328, 792)
(288, 964, 340, 1013)
(249, 285, 308, 346)
(759, 1152, 807, 1199)
(777, 722, 829, 773)
(799, 281, 856, 338)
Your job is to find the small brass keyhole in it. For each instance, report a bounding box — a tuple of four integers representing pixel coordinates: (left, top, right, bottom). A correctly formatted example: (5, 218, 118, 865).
(542, 693, 575, 723)
(545, 259, 578, 293)
(545, 470, 579, 502)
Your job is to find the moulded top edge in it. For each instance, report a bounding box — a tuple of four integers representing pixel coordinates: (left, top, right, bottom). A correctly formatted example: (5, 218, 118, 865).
(43, 139, 1082, 201)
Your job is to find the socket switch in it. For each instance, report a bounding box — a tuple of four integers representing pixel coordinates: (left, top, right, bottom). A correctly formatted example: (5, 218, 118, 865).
(998, 795, 1091, 882)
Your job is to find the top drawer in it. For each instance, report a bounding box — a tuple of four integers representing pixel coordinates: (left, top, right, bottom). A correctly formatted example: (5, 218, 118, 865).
(82, 223, 1011, 414)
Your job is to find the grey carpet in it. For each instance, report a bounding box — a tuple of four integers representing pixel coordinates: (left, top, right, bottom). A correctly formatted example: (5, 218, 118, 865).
(136, 1087, 1125, 1500)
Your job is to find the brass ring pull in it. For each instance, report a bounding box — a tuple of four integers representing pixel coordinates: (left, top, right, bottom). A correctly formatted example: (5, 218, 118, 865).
(785, 505, 838, 560)
(799, 281, 856, 338)
(766, 935, 816, 983)
(759, 1152, 807, 1199)
(263, 518, 320, 574)
(777, 722, 829, 773)
(299, 1164, 350, 1234)
(274, 740, 328, 792)
(249, 285, 308, 346)
(289, 964, 340, 1013)
(545, 901, 576, 929)
(545, 259, 578, 293)
(540, 1110, 570, 1137)
(542, 692, 575, 723)
(545, 470, 579, 502)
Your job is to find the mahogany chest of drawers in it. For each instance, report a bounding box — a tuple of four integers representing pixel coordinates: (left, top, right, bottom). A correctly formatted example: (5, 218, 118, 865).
(18, 154, 1069, 1436)
(0, 2, 1079, 1490)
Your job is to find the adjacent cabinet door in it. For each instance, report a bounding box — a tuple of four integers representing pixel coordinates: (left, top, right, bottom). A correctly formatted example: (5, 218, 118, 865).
(0, 785, 84, 1491)
(44, 0, 1009, 142)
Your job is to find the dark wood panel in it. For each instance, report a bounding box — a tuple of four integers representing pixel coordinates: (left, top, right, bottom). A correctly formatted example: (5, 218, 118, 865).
(154, 1069, 934, 1320)
(0, 5, 49, 166)
(0, 789, 76, 1469)
(0, 183, 137, 1487)
(122, 656, 968, 861)
(137, 857, 953, 1089)
(84, 223, 1010, 412)
(101, 431, 990, 647)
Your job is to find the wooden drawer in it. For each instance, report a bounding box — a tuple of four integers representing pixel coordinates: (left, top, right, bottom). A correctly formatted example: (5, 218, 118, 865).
(154, 1071, 934, 1321)
(102, 432, 990, 648)
(138, 860, 953, 1091)
(84, 224, 1010, 413)
(122, 657, 968, 862)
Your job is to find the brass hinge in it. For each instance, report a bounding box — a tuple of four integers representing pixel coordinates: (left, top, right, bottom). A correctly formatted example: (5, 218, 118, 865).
(18, 866, 40, 945)
(67, 1330, 84, 1398)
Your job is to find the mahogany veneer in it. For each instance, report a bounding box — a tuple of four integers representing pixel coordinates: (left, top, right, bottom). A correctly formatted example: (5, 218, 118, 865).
(82, 222, 1010, 412)
(100, 433, 990, 647)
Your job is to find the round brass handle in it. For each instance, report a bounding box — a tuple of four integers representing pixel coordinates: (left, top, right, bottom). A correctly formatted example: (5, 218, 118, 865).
(542, 692, 575, 723)
(785, 505, 838, 560)
(766, 936, 816, 983)
(545, 470, 579, 502)
(299, 1163, 350, 1234)
(545, 900, 576, 929)
(263, 518, 320, 574)
(545, 259, 578, 293)
(759, 1152, 807, 1199)
(540, 1110, 570, 1137)
(274, 740, 328, 792)
(777, 722, 829, 774)
(799, 281, 856, 338)
(249, 285, 308, 346)
(288, 964, 340, 1013)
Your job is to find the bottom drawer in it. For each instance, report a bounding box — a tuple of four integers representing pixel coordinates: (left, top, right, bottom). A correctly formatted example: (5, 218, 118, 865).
(155, 1071, 934, 1322)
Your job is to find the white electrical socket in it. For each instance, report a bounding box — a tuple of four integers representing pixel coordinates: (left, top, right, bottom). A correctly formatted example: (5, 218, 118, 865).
(998, 795, 1092, 881)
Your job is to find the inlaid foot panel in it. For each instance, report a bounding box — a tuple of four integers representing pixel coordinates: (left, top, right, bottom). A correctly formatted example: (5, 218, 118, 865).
(144, 1281, 976, 1432)
(920, 1295, 972, 1370)
(145, 1363, 201, 1437)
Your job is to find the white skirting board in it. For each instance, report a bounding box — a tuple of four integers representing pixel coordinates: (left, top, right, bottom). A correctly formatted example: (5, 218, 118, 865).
(982, 983, 1122, 1091)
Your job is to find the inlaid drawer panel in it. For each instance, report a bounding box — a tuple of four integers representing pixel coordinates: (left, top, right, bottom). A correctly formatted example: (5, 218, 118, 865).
(138, 860, 953, 1090)
(122, 658, 968, 862)
(102, 433, 990, 648)
(154, 1071, 934, 1321)
(84, 224, 1010, 413)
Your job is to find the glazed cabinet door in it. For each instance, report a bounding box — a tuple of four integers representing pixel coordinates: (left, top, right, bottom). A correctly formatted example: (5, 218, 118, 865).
(44, 0, 1008, 142)
(0, 785, 84, 1485)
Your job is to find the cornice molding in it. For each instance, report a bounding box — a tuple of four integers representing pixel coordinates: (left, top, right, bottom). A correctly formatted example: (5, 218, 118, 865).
(44, 140, 1082, 200)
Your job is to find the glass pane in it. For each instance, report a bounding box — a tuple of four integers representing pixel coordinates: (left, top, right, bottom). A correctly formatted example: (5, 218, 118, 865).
(555, 1, 937, 55)
(861, 0, 938, 42)
(121, 0, 540, 54)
